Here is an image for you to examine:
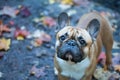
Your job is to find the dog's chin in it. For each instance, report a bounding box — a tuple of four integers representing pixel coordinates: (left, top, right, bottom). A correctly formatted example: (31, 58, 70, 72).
(57, 51, 85, 63)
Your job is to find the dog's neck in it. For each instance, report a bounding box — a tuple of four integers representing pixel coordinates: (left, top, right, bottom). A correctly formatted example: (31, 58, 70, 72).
(56, 54, 90, 80)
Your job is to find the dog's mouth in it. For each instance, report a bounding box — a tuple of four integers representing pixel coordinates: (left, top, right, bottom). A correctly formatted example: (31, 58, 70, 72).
(57, 49, 84, 63)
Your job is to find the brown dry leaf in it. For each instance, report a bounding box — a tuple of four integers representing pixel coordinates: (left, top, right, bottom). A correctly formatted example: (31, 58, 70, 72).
(30, 65, 46, 78)
(0, 6, 19, 18)
(0, 38, 11, 51)
(61, 0, 73, 5)
(0, 20, 11, 36)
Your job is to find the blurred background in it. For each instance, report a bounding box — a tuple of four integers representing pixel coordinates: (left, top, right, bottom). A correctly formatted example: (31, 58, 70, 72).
(0, 0, 120, 80)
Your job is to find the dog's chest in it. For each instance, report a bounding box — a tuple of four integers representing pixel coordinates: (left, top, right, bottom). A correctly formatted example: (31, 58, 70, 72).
(56, 57, 90, 80)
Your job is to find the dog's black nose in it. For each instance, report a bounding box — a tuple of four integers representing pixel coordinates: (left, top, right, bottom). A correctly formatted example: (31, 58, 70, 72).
(67, 40, 76, 46)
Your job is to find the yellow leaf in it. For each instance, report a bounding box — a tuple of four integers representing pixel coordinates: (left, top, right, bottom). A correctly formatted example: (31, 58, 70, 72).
(0, 38, 11, 51)
(17, 36, 24, 40)
(61, 0, 73, 5)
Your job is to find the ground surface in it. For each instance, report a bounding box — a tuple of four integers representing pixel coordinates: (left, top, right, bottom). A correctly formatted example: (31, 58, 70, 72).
(0, 0, 120, 80)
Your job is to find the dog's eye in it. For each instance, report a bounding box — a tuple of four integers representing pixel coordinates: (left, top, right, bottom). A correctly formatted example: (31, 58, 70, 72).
(59, 33, 68, 41)
(80, 40, 86, 45)
(78, 36, 87, 46)
(60, 35, 66, 41)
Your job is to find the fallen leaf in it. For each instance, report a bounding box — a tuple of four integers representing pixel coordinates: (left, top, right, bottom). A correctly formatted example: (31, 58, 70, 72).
(42, 16, 56, 27)
(32, 32, 51, 47)
(33, 16, 56, 27)
(61, 0, 73, 5)
(30, 66, 46, 78)
(29, 30, 42, 38)
(0, 38, 11, 51)
(14, 28, 29, 40)
(19, 6, 31, 17)
(29, 30, 51, 47)
(32, 38, 43, 47)
(29, 30, 51, 41)
(0, 6, 19, 18)
(0, 20, 11, 36)
(16, 35, 24, 40)
(94, 68, 112, 80)
(97, 52, 106, 65)
(40, 32, 51, 42)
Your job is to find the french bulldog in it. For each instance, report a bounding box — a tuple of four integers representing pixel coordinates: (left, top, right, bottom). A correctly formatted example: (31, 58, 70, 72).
(54, 11, 113, 80)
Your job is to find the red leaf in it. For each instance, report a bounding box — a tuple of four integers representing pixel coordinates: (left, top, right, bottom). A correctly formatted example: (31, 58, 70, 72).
(43, 17, 56, 27)
(40, 33, 51, 42)
(14, 28, 29, 38)
(97, 52, 106, 64)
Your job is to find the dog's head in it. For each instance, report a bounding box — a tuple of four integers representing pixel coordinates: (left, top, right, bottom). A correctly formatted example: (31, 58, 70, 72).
(55, 12, 100, 63)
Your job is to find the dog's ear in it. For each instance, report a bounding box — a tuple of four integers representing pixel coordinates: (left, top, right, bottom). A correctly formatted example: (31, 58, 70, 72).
(86, 19, 100, 40)
(56, 12, 69, 31)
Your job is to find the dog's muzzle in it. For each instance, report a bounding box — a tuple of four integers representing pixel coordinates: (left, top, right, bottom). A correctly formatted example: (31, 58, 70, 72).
(57, 39, 84, 63)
